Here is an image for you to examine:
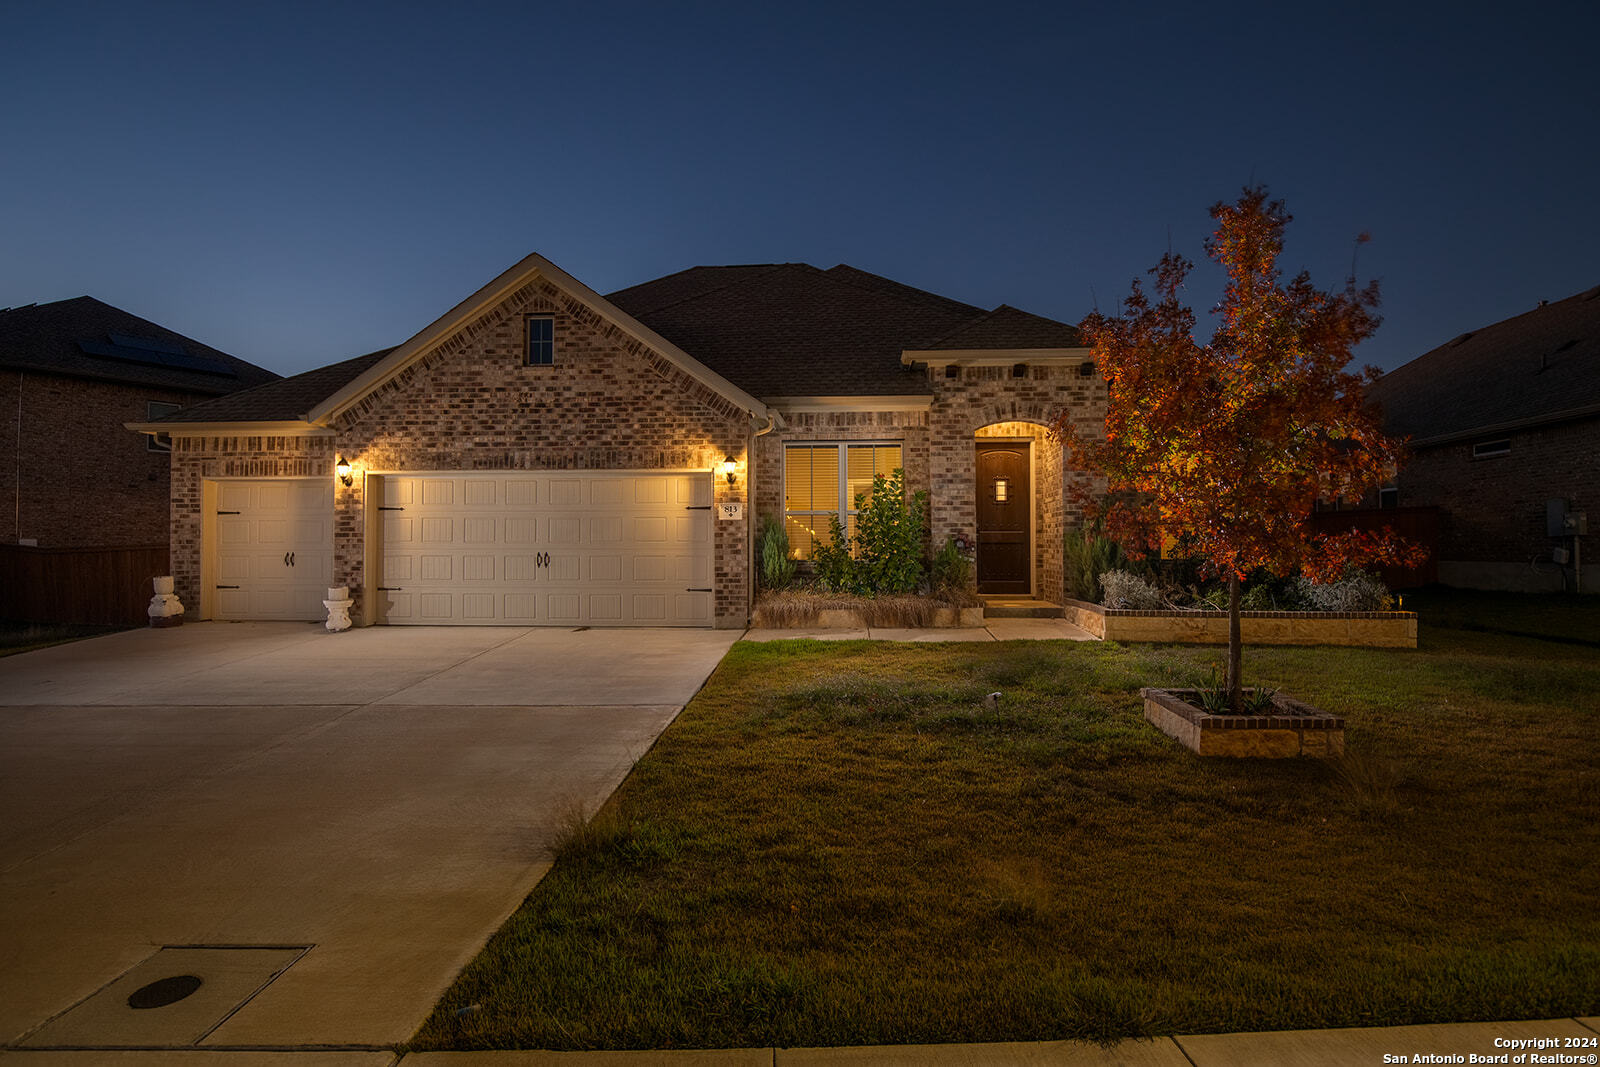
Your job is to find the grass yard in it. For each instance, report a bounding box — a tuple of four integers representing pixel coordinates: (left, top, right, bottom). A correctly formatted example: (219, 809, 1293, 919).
(412, 593, 1600, 1051)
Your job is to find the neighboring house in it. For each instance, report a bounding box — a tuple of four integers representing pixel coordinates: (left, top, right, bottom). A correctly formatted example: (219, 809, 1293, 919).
(132, 254, 1100, 628)
(1, 297, 279, 550)
(1368, 283, 1600, 593)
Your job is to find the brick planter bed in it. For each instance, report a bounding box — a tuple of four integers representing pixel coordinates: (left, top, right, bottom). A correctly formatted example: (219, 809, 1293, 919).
(1064, 599, 1416, 648)
(1140, 687, 1345, 758)
(750, 604, 987, 629)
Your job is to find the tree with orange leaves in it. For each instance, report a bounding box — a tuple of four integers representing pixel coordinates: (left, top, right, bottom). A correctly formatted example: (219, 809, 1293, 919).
(1058, 187, 1420, 714)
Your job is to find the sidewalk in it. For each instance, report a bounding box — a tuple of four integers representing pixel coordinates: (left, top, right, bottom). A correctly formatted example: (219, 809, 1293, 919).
(4, 1017, 1596, 1064)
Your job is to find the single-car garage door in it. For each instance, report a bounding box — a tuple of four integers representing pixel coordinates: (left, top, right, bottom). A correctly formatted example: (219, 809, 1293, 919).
(209, 479, 335, 621)
(371, 471, 713, 626)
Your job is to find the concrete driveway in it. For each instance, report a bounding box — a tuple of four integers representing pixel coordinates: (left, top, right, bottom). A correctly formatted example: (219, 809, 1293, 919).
(0, 622, 738, 1051)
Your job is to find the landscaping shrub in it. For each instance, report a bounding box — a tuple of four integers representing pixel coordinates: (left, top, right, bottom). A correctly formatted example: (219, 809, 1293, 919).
(1099, 569, 1168, 610)
(1063, 525, 1130, 602)
(756, 514, 797, 591)
(810, 516, 857, 594)
(851, 469, 927, 594)
(1294, 568, 1391, 612)
(930, 537, 973, 593)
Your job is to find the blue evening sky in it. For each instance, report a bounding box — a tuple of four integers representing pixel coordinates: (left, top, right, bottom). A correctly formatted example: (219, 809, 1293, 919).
(2, 0, 1595, 378)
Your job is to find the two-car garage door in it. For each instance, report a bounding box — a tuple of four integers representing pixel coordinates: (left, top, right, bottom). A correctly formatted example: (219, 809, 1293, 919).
(370, 471, 714, 626)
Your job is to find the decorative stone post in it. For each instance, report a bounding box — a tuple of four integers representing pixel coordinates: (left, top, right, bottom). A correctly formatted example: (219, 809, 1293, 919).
(148, 576, 184, 628)
(323, 586, 353, 633)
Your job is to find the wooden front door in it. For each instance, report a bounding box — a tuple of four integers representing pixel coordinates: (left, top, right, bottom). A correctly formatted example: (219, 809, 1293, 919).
(975, 443, 1030, 594)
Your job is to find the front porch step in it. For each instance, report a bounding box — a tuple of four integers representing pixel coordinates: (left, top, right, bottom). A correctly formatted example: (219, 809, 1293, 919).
(980, 597, 1065, 619)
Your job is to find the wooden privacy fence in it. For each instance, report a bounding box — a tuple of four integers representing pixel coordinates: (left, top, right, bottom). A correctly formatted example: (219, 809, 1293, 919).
(0, 543, 170, 626)
(1308, 506, 1439, 589)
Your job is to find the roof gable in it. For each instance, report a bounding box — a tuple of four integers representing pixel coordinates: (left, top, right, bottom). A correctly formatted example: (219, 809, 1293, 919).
(307, 253, 767, 425)
(1370, 283, 1600, 443)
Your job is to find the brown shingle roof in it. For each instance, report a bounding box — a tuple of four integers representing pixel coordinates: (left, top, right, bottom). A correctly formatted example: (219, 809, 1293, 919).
(1369, 284, 1600, 443)
(924, 304, 1082, 350)
(0, 296, 278, 394)
(144, 260, 1087, 423)
(608, 263, 1077, 398)
(155, 348, 394, 423)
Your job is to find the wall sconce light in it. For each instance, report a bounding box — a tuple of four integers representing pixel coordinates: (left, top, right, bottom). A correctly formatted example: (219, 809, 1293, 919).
(335, 456, 353, 487)
(721, 455, 738, 486)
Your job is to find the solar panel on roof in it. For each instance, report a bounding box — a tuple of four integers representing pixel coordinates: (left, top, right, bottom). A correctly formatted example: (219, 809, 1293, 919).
(77, 338, 237, 377)
(108, 332, 188, 355)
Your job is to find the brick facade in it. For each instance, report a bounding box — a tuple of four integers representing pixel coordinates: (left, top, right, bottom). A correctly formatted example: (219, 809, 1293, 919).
(167, 276, 755, 627)
(927, 362, 1104, 601)
(1, 371, 205, 549)
(1395, 416, 1599, 592)
(760, 362, 1105, 602)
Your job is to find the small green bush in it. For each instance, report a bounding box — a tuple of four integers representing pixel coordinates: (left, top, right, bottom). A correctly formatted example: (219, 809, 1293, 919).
(852, 469, 927, 594)
(1064, 526, 1130, 602)
(811, 515, 858, 593)
(930, 537, 973, 593)
(756, 514, 797, 591)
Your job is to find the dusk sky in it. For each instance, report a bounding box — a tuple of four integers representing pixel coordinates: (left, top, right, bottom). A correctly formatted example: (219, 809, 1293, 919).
(3, 1, 1595, 379)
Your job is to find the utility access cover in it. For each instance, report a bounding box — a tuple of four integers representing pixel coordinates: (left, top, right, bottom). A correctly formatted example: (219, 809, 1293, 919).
(21, 945, 308, 1047)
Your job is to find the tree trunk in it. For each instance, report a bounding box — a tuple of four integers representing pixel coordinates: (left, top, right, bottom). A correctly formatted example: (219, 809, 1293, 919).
(1227, 573, 1243, 715)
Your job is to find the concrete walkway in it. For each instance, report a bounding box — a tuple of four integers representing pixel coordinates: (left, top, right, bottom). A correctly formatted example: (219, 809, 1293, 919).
(741, 618, 1096, 642)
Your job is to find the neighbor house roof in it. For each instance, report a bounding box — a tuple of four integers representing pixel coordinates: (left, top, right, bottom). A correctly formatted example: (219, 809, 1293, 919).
(0, 296, 279, 394)
(1369, 283, 1600, 445)
(608, 262, 1080, 398)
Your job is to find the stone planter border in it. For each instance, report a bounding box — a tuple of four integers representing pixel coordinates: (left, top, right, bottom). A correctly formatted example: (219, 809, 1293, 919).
(1140, 687, 1345, 758)
(1064, 599, 1416, 648)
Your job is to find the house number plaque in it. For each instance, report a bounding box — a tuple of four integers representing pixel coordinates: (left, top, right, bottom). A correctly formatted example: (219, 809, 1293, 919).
(718, 503, 744, 520)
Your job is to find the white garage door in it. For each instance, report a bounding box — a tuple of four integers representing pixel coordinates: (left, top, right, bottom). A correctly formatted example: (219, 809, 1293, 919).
(211, 479, 335, 621)
(372, 471, 714, 626)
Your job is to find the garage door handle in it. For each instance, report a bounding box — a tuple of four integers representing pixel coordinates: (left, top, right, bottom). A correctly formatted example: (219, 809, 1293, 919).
(377, 586, 402, 591)
(217, 510, 241, 515)
(686, 587, 712, 592)
(216, 585, 240, 589)
(378, 506, 405, 511)
(685, 505, 712, 511)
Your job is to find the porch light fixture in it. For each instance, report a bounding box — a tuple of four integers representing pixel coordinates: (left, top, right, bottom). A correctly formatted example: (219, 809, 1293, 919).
(721, 455, 737, 486)
(335, 456, 353, 487)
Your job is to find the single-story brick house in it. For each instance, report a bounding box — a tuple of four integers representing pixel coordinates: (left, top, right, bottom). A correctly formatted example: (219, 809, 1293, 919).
(132, 254, 1104, 627)
(1368, 282, 1599, 593)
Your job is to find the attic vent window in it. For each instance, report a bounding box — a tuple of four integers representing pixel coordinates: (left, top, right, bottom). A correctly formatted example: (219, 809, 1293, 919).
(1472, 439, 1511, 459)
(944, 364, 960, 379)
(525, 315, 554, 366)
(1011, 363, 1028, 378)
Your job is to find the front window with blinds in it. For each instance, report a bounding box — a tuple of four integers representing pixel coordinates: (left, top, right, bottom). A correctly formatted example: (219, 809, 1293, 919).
(784, 443, 903, 558)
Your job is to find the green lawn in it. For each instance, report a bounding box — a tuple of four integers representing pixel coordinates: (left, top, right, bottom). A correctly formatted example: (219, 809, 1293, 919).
(412, 593, 1600, 1051)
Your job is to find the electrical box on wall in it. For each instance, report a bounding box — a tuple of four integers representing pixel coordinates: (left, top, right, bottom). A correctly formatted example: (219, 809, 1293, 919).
(1568, 511, 1588, 536)
(1546, 498, 1569, 537)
